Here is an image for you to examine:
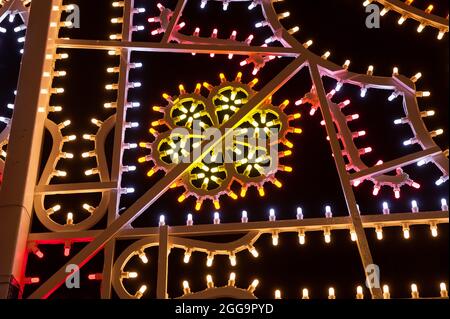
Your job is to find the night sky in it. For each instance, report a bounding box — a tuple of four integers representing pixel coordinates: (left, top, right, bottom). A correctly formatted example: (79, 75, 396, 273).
(0, 0, 448, 299)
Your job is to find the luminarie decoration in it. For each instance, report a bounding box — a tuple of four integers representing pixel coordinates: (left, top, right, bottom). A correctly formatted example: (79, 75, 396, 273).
(0, 0, 447, 300)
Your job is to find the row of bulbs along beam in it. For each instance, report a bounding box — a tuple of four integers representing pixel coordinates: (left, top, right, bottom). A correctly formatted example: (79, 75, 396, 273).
(154, 279, 449, 299)
(33, 200, 448, 265)
(22, 270, 449, 300)
(114, 274, 449, 299)
(142, 0, 449, 44)
(151, 0, 449, 40)
(363, 0, 448, 40)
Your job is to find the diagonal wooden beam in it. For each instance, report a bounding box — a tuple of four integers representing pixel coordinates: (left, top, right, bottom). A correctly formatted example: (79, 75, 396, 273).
(161, 0, 187, 43)
(309, 63, 383, 299)
(29, 56, 307, 299)
(0, 0, 13, 23)
(350, 147, 442, 181)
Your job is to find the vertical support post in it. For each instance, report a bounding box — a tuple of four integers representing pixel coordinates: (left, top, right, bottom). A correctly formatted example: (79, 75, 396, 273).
(0, 0, 60, 299)
(309, 63, 383, 299)
(156, 226, 169, 299)
(101, 0, 134, 299)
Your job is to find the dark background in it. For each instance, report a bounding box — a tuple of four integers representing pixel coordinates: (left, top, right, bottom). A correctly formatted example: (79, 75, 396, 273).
(0, 0, 448, 299)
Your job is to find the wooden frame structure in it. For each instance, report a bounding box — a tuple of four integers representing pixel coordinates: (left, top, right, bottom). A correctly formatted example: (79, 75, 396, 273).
(0, 0, 448, 300)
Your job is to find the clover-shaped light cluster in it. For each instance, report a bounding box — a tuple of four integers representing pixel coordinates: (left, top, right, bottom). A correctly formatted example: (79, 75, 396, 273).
(138, 72, 302, 211)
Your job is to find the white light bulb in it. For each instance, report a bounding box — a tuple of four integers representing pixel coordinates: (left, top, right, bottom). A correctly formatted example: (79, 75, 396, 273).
(382, 202, 390, 214)
(213, 212, 220, 224)
(159, 215, 165, 226)
(241, 210, 248, 223)
(275, 290, 281, 299)
(411, 200, 419, 213)
(187, 213, 193, 226)
(441, 198, 448, 211)
(269, 208, 276, 221)
(325, 205, 332, 218)
(296, 207, 303, 219)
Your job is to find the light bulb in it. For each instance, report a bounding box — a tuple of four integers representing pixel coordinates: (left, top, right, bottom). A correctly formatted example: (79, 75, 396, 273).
(403, 225, 410, 239)
(430, 223, 438, 238)
(296, 207, 304, 220)
(356, 286, 364, 299)
(376, 226, 383, 240)
(440, 283, 448, 298)
(183, 281, 191, 294)
(186, 213, 193, 226)
(275, 290, 281, 299)
(328, 287, 336, 299)
(350, 230, 357, 242)
(298, 231, 306, 245)
(248, 279, 259, 293)
(325, 205, 332, 218)
(302, 288, 309, 299)
(135, 285, 147, 299)
(441, 198, 448, 211)
(206, 275, 214, 288)
(228, 273, 236, 286)
(138, 250, 148, 264)
(324, 228, 331, 243)
(360, 87, 367, 98)
(159, 215, 165, 226)
(411, 200, 419, 213)
(206, 253, 214, 267)
(272, 232, 279, 246)
(241, 210, 248, 223)
(269, 208, 276, 221)
(183, 250, 191, 263)
(411, 284, 419, 298)
(382, 202, 390, 214)
(122, 271, 138, 279)
(248, 245, 259, 258)
(228, 252, 237, 266)
(66, 212, 74, 225)
(383, 285, 390, 299)
(213, 212, 220, 224)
